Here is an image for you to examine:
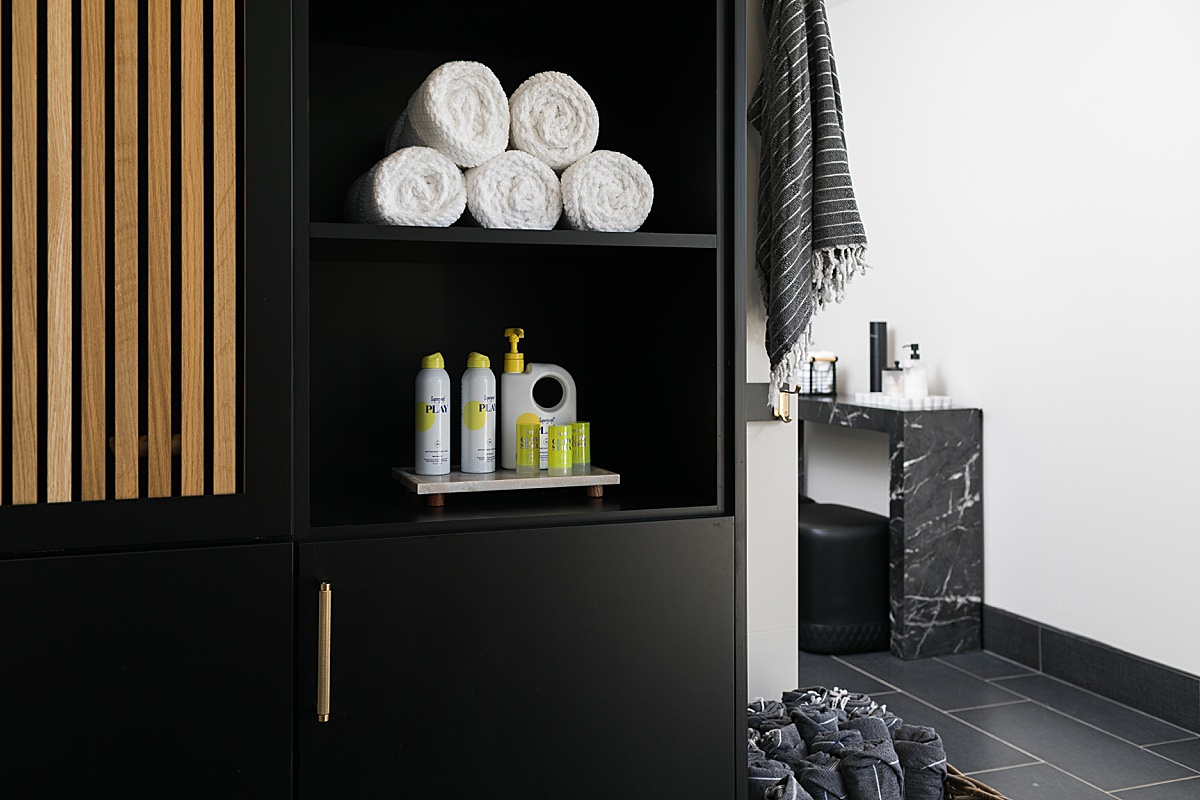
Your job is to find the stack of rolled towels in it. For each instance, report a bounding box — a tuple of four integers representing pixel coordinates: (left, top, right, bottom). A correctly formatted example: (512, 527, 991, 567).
(747, 686, 949, 800)
(344, 60, 653, 232)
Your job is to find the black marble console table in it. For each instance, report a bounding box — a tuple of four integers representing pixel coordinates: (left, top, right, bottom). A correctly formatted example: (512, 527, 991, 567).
(748, 387, 983, 659)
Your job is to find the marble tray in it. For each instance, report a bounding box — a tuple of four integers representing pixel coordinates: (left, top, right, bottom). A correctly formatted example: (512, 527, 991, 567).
(392, 465, 620, 506)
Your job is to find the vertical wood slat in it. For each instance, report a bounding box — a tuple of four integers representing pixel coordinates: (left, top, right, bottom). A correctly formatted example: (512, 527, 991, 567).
(113, 0, 139, 499)
(46, 0, 73, 503)
(181, 0, 205, 496)
(213, 0, 238, 495)
(2, 2, 242, 508)
(81, 0, 107, 501)
(11, 1, 39, 504)
(147, 3, 172, 497)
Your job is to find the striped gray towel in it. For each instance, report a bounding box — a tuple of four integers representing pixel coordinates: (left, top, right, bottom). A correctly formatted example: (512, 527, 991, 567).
(749, 0, 868, 412)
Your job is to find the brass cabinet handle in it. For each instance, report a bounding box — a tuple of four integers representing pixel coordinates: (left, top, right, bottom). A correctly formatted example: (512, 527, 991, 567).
(317, 582, 332, 722)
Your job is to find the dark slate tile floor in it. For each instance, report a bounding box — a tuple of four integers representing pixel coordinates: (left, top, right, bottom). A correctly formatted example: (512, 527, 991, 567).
(796, 649, 1200, 799)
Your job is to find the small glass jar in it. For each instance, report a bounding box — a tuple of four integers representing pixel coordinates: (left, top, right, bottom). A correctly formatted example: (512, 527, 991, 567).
(882, 362, 905, 397)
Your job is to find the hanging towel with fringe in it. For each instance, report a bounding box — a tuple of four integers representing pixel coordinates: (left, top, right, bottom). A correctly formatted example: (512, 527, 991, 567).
(749, 0, 869, 413)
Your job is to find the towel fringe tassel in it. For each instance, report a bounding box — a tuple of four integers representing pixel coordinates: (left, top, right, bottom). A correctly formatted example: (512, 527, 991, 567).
(766, 246, 869, 414)
(768, 327, 813, 412)
(813, 245, 870, 307)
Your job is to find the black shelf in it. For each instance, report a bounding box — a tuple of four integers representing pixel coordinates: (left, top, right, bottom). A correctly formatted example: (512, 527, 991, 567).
(309, 222, 717, 264)
(305, 468, 722, 537)
(311, 222, 717, 249)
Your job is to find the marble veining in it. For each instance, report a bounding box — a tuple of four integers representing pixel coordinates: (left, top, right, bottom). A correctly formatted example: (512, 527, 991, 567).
(795, 396, 983, 659)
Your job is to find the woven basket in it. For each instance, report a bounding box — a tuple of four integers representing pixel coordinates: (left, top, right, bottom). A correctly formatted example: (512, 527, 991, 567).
(946, 764, 1010, 799)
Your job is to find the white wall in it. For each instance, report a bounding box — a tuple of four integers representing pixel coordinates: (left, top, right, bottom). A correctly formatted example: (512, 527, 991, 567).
(747, 0, 1200, 677)
(744, 0, 801, 702)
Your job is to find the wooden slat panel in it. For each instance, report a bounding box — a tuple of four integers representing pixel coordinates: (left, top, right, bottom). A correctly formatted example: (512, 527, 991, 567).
(113, 0, 139, 499)
(147, 2, 172, 497)
(181, 0, 204, 496)
(213, 0, 238, 495)
(46, 0, 74, 503)
(11, 1, 39, 504)
(81, 0, 107, 501)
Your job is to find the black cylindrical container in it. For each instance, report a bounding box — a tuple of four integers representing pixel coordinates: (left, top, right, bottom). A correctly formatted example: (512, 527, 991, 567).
(869, 321, 887, 392)
(798, 502, 891, 654)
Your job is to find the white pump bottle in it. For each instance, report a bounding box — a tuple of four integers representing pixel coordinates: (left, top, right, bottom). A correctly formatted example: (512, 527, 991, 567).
(498, 328, 576, 470)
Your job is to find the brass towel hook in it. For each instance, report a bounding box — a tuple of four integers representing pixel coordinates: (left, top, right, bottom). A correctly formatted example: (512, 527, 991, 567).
(774, 387, 796, 423)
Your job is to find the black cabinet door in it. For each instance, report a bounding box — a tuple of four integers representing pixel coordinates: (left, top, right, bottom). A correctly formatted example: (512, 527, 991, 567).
(297, 518, 737, 799)
(0, 543, 293, 799)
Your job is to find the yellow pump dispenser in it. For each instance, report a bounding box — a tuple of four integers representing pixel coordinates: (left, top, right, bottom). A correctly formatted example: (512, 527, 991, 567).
(503, 328, 525, 374)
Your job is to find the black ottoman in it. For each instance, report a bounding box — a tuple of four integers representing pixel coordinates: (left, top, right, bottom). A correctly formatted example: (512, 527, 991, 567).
(798, 502, 890, 655)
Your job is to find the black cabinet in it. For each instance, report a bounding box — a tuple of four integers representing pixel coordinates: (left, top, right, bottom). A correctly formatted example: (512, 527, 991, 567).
(0, 543, 293, 799)
(1, 0, 748, 794)
(296, 519, 736, 799)
(292, 0, 748, 795)
(0, 5, 295, 788)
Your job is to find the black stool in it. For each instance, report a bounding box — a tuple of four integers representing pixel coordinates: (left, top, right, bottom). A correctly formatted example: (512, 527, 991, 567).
(798, 502, 890, 655)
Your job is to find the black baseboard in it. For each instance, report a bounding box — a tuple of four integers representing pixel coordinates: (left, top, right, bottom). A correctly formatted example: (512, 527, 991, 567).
(983, 605, 1200, 733)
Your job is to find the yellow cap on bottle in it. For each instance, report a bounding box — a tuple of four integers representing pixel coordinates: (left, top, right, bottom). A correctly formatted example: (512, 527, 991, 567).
(420, 352, 444, 369)
(503, 328, 525, 373)
(467, 352, 490, 369)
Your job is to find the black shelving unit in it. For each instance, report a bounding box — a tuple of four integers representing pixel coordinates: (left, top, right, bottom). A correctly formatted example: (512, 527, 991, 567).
(2, 1, 748, 796)
(293, 0, 747, 797)
(296, 0, 742, 542)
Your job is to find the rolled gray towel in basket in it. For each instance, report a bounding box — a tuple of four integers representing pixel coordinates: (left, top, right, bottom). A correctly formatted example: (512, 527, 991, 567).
(844, 715, 891, 744)
(796, 751, 849, 800)
(784, 686, 832, 710)
(749, 758, 813, 800)
(809, 728, 863, 757)
(838, 737, 904, 800)
(892, 725, 948, 800)
(560, 150, 653, 232)
(384, 60, 509, 168)
(464, 150, 562, 230)
(762, 723, 809, 771)
(509, 71, 599, 172)
(790, 704, 846, 743)
(343, 146, 465, 227)
(749, 698, 792, 732)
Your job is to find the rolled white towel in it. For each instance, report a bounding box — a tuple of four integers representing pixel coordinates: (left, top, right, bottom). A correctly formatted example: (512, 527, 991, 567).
(465, 150, 562, 230)
(344, 146, 466, 227)
(560, 150, 653, 232)
(509, 71, 599, 172)
(385, 61, 509, 168)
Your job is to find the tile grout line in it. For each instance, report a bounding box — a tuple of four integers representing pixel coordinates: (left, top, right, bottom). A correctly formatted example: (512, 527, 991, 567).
(933, 651, 1033, 678)
(1143, 735, 1200, 747)
(940, 651, 1200, 751)
(812, 652, 1200, 792)
(839, 653, 1199, 793)
(828, 656, 1051, 772)
(987, 670, 1200, 737)
(943, 699, 1031, 713)
(960, 669, 1200, 782)
(983, 677, 1200, 751)
(1110, 774, 1200, 794)
(984, 671, 1200, 743)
